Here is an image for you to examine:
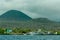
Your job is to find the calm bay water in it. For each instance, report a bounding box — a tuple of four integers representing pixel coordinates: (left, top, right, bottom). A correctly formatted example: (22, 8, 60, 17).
(0, 35, 60, 40)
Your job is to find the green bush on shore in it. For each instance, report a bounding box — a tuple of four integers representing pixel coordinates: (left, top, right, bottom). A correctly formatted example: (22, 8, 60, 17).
(0, 27, 60, 35)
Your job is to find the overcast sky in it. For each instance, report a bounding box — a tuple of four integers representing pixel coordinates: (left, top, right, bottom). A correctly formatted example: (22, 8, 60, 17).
(0, 0, 60, 21)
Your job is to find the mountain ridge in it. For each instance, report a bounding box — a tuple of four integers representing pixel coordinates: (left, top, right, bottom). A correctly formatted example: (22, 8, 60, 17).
(0, 10, 32, 21)
(0, 10, 56, 23)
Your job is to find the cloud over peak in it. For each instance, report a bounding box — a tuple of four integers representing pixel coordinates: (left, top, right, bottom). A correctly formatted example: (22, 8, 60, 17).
(0, 0, 60, 21)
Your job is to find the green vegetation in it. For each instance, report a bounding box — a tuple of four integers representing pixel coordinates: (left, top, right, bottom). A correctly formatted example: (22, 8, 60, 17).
(0, 27, 60, 35)
(0, 18, 60, 35)
(0, 28, 5, 34)
(0, 28, 33, 35)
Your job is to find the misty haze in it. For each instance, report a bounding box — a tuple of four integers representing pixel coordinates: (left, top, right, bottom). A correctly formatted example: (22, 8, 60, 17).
(0, 0, 60, 40)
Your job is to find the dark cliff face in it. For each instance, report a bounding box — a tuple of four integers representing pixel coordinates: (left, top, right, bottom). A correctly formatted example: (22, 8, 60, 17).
(0, 10, 32, 21)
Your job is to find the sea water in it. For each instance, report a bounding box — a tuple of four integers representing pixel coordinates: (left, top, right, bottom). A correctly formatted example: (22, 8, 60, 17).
(0, 35, 60, 40)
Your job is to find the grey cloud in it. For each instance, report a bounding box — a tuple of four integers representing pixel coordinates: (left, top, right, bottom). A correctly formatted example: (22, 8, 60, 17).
(0, 0, 60, 21)
(23, 0, 60, 21)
